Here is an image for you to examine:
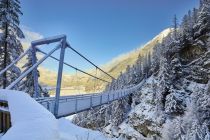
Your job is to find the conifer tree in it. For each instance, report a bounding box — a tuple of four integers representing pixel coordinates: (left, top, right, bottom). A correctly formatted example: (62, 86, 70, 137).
(19, 51, 47, 97)
(194, 0, 210, 44)
(0, 0, 24, 88)
(147, 52, 152, 76)
(192, 8, 198, 26)
(136, 54, 142, 77)
(173, 14, 178, 39)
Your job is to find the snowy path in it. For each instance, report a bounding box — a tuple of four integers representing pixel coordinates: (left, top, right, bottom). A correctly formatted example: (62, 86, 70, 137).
(0, 90, 113, 140)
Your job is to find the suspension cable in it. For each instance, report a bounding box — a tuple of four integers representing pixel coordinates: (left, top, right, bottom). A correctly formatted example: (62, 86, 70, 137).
(36, 48, 110, 83)
(66, 43, 115, 80)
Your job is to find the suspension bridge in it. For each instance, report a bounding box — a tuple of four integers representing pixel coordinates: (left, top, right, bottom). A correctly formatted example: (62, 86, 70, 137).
(0, 35, 146, 132)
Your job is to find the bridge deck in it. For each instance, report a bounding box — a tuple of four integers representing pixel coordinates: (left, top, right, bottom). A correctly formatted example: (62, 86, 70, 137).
(0, 79, 145, 119)
(38, 79, 145, 118)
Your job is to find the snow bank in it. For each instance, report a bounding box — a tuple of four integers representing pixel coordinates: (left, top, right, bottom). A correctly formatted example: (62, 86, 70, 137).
(0, 90, 112, 140)
(0, 91, 7, 101)
(0, 134, 3, 139)
(58, 118, 113, 140)
(0, 90, 59, 140)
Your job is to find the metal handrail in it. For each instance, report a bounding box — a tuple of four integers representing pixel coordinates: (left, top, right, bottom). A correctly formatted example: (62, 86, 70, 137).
(38, 78, 146, 103)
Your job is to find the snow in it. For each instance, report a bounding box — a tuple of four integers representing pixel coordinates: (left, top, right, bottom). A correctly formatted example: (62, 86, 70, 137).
(0, 89, 113, 140)
(58, 118, 114, 140)
(0, 92, 7, 101)
(204, 59, 210, 66)
(0, 89, 59, 140)
(143, 28, 171, 47)
(119, 123, 145, 139)
(0, 107, 9, 112)
(65, 114, 76, 122)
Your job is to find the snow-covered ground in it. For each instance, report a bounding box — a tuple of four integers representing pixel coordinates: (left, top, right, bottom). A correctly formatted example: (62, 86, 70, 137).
(58, 118, 113, 140)
(0, 90, 114, 140)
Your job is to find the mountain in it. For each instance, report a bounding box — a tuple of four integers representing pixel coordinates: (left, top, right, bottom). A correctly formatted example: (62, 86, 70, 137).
(73, 1, 210, 140)
(101, 28, 171, 77)
(37, 28, 171, 95)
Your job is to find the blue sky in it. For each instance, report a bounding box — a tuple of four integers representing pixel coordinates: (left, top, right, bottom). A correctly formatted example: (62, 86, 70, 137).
(20, 0, 199, 73)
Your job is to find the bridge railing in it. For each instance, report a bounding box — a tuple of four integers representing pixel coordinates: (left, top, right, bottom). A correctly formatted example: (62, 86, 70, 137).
(38, 78, 146, 118)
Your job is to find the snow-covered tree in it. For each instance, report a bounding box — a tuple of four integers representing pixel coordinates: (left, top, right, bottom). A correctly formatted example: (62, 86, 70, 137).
(158, 56, 171, 93)
(125, 65, 132, 85)
(132, 65, 141, 84)
(0, 0, 24, 88)
(19, 51, 48, 97)
(147, 52, 152, 76)
(204, 128, 210, 140)
(142, 53, 151, 78)
(194, 0, 210, 47)
(170, 57, 183, 89)
(136, 54, 143, 78)
(156, 56, 172, 110)
(196, 86, 210, 126)
(117, 72, 126, 89)
(111, 99, 129, 126)
(181, 14, 189, 39)
(151, 43, 162, 75)
(173, 14, 178, 39)
(192, 8, 199, 28)
(136, 54, 142, 70)
(165, 91, 185, 115)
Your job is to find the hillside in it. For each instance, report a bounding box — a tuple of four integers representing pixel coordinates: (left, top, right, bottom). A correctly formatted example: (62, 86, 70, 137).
(101, 28, 171, 77)
(74, 1, 210, 139)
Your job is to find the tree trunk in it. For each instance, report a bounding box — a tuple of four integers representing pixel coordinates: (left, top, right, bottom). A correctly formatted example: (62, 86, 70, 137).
(3, 0, 9, 89)
(3, 23, 8, 89)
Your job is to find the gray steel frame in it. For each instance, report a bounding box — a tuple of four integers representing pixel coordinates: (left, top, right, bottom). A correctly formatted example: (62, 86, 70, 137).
(0, 34, 122, 119)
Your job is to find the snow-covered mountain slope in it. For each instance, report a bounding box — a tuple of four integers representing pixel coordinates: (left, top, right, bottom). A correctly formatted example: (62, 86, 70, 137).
(116, 76, 210, 140)
(73, 1, 210, 139)
(74, 43, 210, 140)
(100, 28, 171, 78)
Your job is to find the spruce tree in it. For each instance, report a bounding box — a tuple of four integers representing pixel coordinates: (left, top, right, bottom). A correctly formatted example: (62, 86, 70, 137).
(157, 56, 171, 110)
(194, 0, 210, 43)
(188, 10, 194, 38)
(0, 0, 24, 88)
(192, 8, 198, 26)
(19, 51, 46, 97)
(147, 52, 152, 76)
(136, 54, 142, 77)
(142, 54, 148, 78)
(173, 14, 178, 39)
